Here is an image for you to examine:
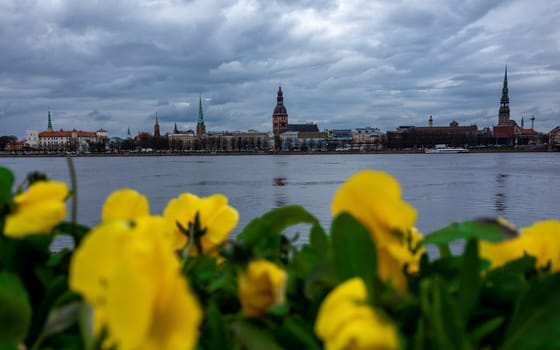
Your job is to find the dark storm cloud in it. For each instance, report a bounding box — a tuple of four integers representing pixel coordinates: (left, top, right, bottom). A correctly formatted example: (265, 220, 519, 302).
(87, 110, 112, 121)
(0, 0, 558, 138)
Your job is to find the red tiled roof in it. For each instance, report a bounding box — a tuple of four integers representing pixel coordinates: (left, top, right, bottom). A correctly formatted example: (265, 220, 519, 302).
(519, 128, 537, 136)
(39, 130, 97, 137)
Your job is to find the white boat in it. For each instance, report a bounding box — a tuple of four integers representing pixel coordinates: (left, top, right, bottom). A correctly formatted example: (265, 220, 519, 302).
(424, 144, 469, 154)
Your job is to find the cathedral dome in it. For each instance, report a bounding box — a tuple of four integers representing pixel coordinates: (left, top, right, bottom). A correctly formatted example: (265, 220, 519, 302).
(274, 104, 287, 115)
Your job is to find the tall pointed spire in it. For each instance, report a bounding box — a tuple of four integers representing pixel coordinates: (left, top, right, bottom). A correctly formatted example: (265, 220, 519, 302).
(154, 112, 160, 137)
(197, 95, 204, 125)
(47, 110, 53, 131)
(173, 122, 179, 134)
(196, 95, 206, 136)
(498, 65, 511, 125)
(127, 127, 131, 139)
(500, 65, 509, 106)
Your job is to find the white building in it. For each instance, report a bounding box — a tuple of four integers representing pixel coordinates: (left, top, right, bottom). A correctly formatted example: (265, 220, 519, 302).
(25, 130, 39, 148)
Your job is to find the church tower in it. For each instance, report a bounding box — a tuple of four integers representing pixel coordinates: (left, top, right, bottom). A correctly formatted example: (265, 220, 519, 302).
(47, 110, 53, 131)
(272, 85, 288, 136)
(196, 95, 206, 136)
(154, 113, 160, 137)
(498, 66, 510, 125)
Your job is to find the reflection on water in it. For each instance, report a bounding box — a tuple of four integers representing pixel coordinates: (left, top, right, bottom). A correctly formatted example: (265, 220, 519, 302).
(495, 173, 508, 214)
(273, 177, 287, 186)
(273, 177, 288, 207)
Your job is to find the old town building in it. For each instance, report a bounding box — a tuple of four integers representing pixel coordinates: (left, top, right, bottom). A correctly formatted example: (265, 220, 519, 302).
(386, 118, 477, 149)
(25, 111, 108, 152)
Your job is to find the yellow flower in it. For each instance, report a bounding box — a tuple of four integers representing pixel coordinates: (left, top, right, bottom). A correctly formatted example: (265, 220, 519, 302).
(332, 170, 423, 291)
(69, 216, 201, 350)
(332, 170, 416, 244)
(4, 180, 68, 238)
(237, 259, 287, 318)
(315, 278, 399, 350)
(522, 220, 560, 270)
(163, 193, 238, 254)
(480, 220, 560, 271)
(101, 189, 150, 222)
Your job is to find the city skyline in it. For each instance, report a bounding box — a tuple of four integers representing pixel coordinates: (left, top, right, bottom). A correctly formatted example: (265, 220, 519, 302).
(1, 0, 559, 138)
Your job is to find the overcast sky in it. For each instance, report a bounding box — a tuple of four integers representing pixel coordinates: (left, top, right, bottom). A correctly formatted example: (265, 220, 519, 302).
(1, 0, 559, 138)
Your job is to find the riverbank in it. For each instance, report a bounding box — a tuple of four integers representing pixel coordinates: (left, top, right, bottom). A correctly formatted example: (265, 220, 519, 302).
(0, 146, 556, 158)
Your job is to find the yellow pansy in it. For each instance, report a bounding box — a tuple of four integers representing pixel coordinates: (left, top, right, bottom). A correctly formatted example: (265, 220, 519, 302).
(332, 170, 423, 291)
(4, 180, 68, 238)
(332, 170, 416, 244)
(315, 278, 399, 350)
(237, 259, 287, 318)
(163, 193, 238, 254)
(101, 188, 150, 222)
(480, 220, 560, 271)
(522, 220, 560, 270)
(69, 216, 201, 350)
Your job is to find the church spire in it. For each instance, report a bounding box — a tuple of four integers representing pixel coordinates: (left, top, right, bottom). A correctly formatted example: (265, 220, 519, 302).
(196, 95, 206, 136)
(498, 65, 510, 125)
(500, 65, 509, 106)
(197, 95, 204, 125)
(47, 110, 53, 131)
(154, 112, 160, 137)
(174, 122, 179, 134)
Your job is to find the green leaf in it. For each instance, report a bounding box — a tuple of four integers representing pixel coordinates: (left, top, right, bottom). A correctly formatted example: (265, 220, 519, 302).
(237, 206, 319, 259)
(499, 273, 560, 350)
(304, 261, 339, 302)
(428, 276, 473, 350)
(0, 167, 14, 210)
(231, 320, 284, 350)
(282, 316, 322, 350)
(331, 213, 378, 303)
(470, 317, 504, 346)
(39, 301, 81, 339)
(424, 220, 509, 246)
(309, 224, 329, 259)
(260, 205, 319, 230)
(238, 205, 319, 241)
(27, 275, 69, 342)
(458, 238, 481, 323)
(0, 272, 32, 345)
(481, 255, 535, 308)
(0, 234, 53, 275)
(200, 302, 232, 350)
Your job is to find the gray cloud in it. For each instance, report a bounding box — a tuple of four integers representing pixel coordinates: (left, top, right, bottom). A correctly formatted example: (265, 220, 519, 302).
(0, 0, 558, 139)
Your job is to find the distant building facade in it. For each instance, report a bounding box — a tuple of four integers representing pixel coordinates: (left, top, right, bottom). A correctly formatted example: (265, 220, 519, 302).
(25, 111, 108, 152)
(549, 126, 560, 147)
(386, 118, 477, 149)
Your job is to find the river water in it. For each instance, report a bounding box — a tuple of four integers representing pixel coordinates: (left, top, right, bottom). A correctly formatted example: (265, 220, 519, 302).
(2, 153, 559, 251)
